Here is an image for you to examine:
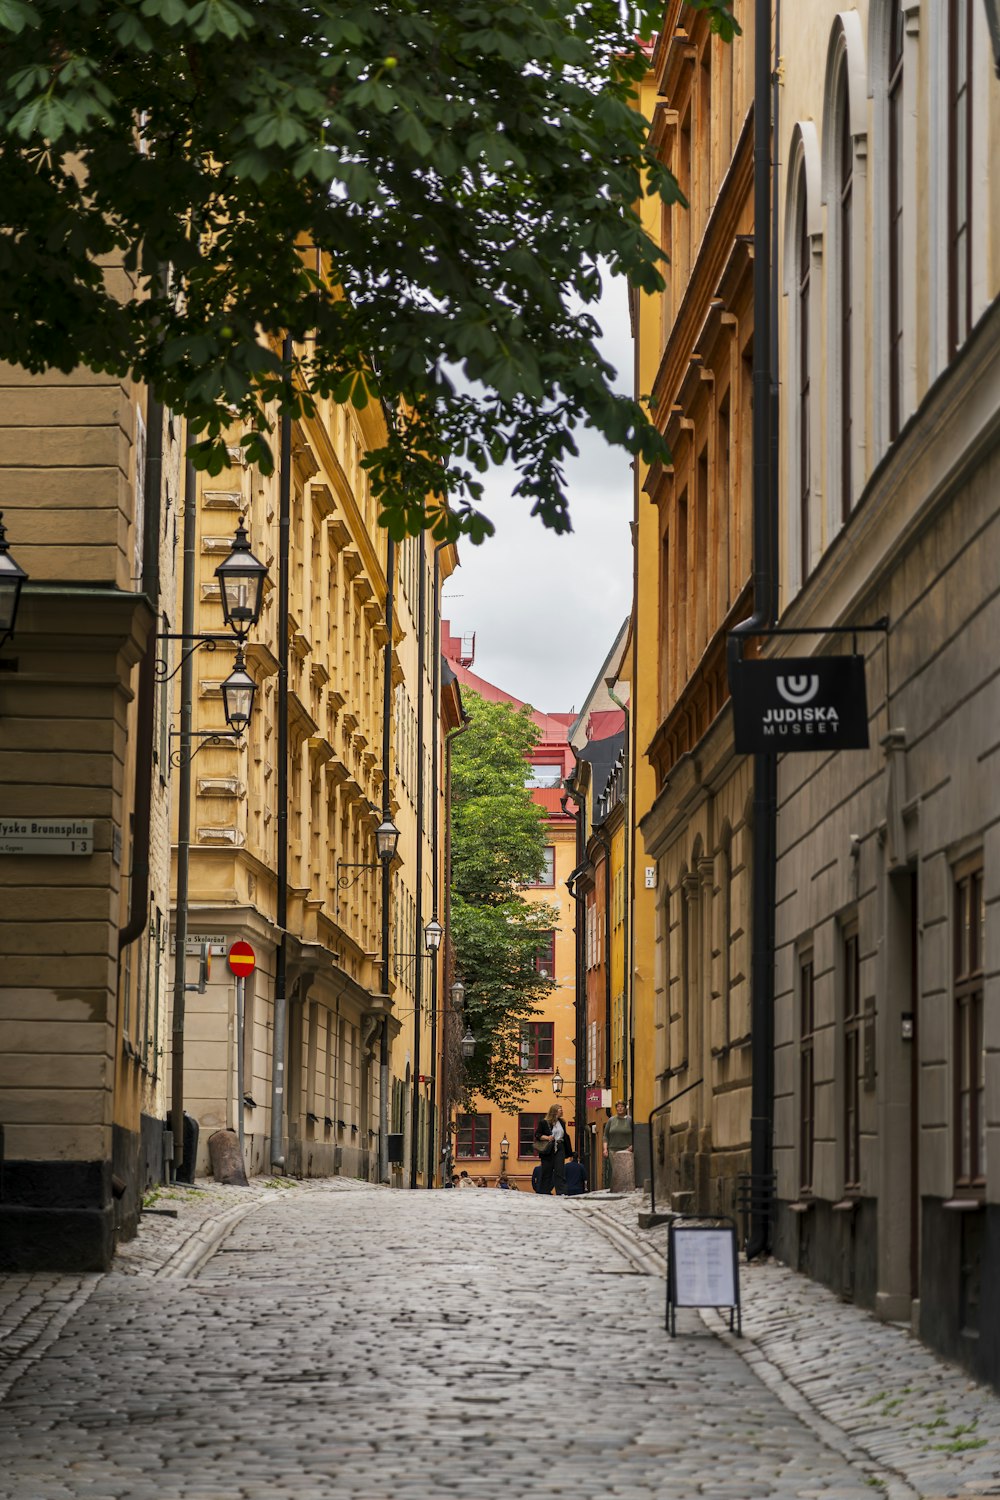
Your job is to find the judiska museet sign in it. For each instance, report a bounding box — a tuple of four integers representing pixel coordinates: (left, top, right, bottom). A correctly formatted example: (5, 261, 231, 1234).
(730, 656, 870, 754)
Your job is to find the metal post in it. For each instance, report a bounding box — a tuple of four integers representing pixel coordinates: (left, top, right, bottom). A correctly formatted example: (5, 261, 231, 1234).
(410, 534, 427, 1189)
(269, 334, 292, 1173)
(170, 456, 197, 1173)
(236, 975, 245, 1160)
(379, 536, 396, 1185)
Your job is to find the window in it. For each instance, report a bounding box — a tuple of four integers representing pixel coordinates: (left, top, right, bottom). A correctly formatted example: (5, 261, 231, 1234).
(800, 954, 816, 1194)
(525, 761, 562, 788)
(843, 928, 861, 1192)
(838, 69, 853, 522)
(797, 184, 812, 582)
(527, 845, 555, 888)
(456, 1113, 491, 1160)
(954, 859, 985, 1190)
(518, 1113, 544, 1158)
(520, 1021, 554, 1074)
(887, 0, 905, 438)
(947, 0, 974, 356)
(534, 930, 556, 979)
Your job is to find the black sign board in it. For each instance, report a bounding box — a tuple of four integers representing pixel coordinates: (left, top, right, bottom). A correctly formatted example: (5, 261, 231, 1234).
(730, 655, 869, 754)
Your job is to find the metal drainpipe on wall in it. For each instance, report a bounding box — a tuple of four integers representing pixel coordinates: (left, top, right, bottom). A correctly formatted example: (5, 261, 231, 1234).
(269, 334, 293, 1174)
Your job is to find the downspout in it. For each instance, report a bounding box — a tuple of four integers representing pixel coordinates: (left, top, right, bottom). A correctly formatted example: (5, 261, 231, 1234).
(379, 535, 396, 1185)
(119, 392, 164, 956)
(606, 682, 631, 1109)
(563, 774, 587, 1165)
(170, 455, 197, 1174)
(269, 334, 293, 1172)
(726, 0, 776, 1260)
(409, 534, 427, 1189)
(596, 827, 613, 1095)
(426, 548, 443, 1186)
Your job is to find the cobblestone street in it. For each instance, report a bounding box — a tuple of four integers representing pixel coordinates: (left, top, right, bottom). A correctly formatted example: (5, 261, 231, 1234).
(1, 1183, 998, 1500)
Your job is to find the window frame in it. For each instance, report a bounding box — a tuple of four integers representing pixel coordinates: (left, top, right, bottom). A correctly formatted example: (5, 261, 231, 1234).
(520, 1020, 555, 1074)
(527, 845, 556, 889)
(947, 0, 974, 359)
(797, 183, 812, 583)
(842, 926, 862, 1193)
(953, 857, 985, 1193)
(799, 952, 816, 1196)
(838, 69, 853, 523)
(518, 1112, 545, 1160)
(534, 930, 556, 979)
(456, 1112, 492, 1161)
(887, 0, 905, 439)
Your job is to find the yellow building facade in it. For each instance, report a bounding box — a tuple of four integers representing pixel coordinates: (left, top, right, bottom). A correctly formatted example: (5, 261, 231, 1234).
(170, 383, 452, 1185)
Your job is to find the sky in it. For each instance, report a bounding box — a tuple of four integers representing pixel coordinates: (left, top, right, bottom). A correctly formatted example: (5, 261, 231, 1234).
(440, 277, 635, 716)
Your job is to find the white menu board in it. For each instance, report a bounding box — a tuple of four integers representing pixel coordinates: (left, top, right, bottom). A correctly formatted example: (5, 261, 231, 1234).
(671, 1227, 736, 1307)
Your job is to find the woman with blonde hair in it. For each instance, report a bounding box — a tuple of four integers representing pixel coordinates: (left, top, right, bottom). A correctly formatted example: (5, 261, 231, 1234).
(533, 1103, 571, 1196)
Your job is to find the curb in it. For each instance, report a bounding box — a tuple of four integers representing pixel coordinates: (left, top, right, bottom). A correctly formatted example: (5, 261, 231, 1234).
(153, 1192, 279, 1280)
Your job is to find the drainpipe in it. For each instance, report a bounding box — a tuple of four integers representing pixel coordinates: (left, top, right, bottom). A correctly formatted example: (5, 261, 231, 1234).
(119, 392, 164, 956)
(379, 535, 396, 1185)
(410, 534, 427, 1189)
(606, 682, 631, 1109)
(727, 0, 776, 1261)
(563, 774, 587, 1165)
(269, 334, 293, 1173)
(596, 827, 613, 1097)
(426, 548, 443, 1186)
(170, 455, 197, 1174)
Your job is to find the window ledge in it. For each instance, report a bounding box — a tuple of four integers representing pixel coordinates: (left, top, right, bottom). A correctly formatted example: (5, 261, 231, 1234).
(942, 1197, 984, 1211)
(832, 1198, 860, 1212)
(788, 1199, 814, 1213)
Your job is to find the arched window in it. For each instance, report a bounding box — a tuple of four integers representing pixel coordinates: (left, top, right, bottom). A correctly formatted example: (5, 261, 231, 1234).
(887, 0, 905, 438)
(797, 184, 812, 583)
(837, 68, 853, 523)
(947, 0, 974, 357)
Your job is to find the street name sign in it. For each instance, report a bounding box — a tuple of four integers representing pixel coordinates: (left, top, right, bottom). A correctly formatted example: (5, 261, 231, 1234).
(0, 819, 94, 856)
(730, 655, 870, 753)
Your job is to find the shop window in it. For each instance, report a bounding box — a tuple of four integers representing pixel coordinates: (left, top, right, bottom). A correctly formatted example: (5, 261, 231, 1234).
(954, 858, 985, 1190)
(842, 927, 861, 1192)
(800, 952, 816, 1194)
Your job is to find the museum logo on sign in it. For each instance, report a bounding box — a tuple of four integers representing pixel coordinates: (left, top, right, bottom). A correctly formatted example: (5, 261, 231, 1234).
(731, 656, 870, 754)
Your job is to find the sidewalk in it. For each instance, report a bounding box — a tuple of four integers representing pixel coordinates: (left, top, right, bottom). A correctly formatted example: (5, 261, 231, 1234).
(571, 1189, 1000, 1500)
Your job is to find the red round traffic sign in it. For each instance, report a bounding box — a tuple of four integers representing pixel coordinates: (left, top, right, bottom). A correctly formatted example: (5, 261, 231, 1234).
(228, 940, 255, 976)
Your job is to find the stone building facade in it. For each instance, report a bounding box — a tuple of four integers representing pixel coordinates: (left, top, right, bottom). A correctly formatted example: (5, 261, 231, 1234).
(0, 362, 180, 1269)
(634, 0, 756, 1221)
(770, 0, 1000, 1385)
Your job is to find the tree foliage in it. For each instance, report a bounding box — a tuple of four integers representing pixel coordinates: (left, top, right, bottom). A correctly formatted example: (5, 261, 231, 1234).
(0, 0, 737, 543)
(449, 690, 558, 1110)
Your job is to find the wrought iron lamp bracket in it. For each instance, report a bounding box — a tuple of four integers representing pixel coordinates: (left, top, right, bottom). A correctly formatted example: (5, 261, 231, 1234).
(154, 631, 246, 683)
(168, 727, 244, 769)
(336, 860, 379, 891)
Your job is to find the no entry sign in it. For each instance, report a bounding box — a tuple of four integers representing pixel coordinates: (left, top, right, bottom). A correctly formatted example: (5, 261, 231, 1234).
(228, 941, 256, 977)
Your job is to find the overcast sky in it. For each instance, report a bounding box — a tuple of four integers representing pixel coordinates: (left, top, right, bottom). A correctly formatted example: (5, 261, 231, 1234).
(440, 276, 635, 715)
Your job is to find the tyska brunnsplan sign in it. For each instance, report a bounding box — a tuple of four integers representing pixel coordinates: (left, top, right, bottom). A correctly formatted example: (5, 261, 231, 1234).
(730, 656, 870, 754)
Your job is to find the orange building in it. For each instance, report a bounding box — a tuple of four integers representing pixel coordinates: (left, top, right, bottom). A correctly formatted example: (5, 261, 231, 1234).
(441, 627, 577, 1189)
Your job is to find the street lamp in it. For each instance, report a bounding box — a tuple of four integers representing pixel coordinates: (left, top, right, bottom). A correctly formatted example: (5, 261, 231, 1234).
(985, 0, 1000, 75)
(461, 1026, 475, 1059)
(424, 918, 443, 954)
(499, 1134, 510, 1179)
(215, 519, 268, 635)
(451, 979, 466, 1009)
(220, 648, 258, 734)
(375, 815, 400, 863)
(0, 513, 28, 648)
(552, 1069, 564, 1096)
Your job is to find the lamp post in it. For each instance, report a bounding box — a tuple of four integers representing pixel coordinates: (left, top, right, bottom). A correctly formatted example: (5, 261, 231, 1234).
(424, 918, 443, 954)
(552, 1069, 564, 1096)
(499, 1133, 510, 1180)
(0, 513, 28, 648)
(171, 488, 268, 1181)
(460, 1025, 475, 1060)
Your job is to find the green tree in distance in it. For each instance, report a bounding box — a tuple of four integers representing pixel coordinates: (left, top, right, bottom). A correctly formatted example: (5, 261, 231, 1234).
(0, 0, 738, 543)
(450, 690, 559, 1111)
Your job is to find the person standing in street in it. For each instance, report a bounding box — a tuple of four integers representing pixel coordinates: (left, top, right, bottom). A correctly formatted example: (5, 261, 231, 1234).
(534, 1103, 571, 1195)
(563, 1150, 588, 1196)
(603, 1100, 634, 1189)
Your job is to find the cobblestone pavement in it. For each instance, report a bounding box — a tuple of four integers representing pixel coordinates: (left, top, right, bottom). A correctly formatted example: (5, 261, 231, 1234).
(574, 1191, 1000, 1500)
(0, 1182, 996, 1500)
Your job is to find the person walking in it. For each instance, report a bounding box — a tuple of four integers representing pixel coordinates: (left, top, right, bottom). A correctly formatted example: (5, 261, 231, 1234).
(603, 1100, 635, 1190)
(534, 1103, 571, 1195)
